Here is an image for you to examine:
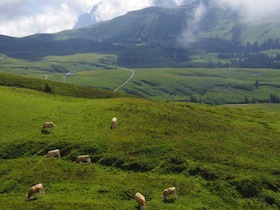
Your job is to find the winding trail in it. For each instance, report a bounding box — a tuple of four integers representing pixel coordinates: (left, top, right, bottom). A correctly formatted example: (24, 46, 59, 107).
(114, 68, 135, 92)
(43, 74, 48, 80)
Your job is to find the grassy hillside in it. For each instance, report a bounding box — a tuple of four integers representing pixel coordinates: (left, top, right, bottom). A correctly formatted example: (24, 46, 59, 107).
(0, 52, 117, 74)
(118, 67, 280, 104)
(0, 83, 279, 209)
(0, 71, 125, 99)
(1, 55, 279, 104)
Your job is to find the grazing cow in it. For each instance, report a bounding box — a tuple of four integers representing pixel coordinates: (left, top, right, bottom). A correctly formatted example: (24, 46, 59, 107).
(135, 192, 146, 210)
(75, 155, 92, 163)
(162, 186, 177, 201)
(42, 122, 56, 131)
(26, 183, 44, 201)
(45, 149, 61, 158)
(110, 117, 117, 129)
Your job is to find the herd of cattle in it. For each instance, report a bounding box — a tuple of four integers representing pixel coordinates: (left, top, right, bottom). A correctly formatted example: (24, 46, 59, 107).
(26, 118, 177, 209)
(26, 182, 177, 209)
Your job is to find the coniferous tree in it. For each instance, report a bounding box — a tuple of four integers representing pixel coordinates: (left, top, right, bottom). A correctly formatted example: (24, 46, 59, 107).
(255, 80, 259, 89)
(244, 96, 249, 104)
(44, 83, 52, 93)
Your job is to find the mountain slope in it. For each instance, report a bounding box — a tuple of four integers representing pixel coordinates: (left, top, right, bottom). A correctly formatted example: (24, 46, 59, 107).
(67, 6, 186, 44)
(59, 3, 280, 45)
(0, 83, 279, 209)
(1, 2, 280, 68)
(72, 0, 197, 30)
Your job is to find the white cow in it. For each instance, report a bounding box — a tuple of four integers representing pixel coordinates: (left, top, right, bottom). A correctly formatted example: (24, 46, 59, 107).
(41, 122, 57, 134)
(110, 117, 117, 129)
(42, 122, 56, 130)
(75, 155, 92, 163)
(162, 186, 177, 201)
(45, 149, 61, 158)
(135, 192, 146, 210)
(26, 183, 44, 201)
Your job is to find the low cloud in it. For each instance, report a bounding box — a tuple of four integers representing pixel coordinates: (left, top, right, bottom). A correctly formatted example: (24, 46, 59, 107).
(178, 1, 206, 47)
(0, 0, 193, 37)
(177, 0, 280, 47)
(215, 0, 280, 20)
(0, 0, 280, 37)
(93, 0, 153, 22)
(93, 0, 197, 21)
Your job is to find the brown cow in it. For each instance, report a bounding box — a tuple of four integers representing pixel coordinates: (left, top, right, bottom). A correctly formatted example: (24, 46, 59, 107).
(162, 186, 177, 201)
(110, 117, 117, 129)
(26, 183, 44, 201)
(75, 155, 92, 163)
(45, 149, 61, 158)
(135, 192, 146, 210)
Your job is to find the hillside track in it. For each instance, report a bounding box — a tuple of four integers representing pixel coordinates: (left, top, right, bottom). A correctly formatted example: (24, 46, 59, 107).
(114, 68, 135, 92)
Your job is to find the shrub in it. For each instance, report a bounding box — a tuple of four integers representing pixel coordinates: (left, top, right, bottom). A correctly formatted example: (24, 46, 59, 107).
(0, 180, 21, 193)
(118, 189, 135, 200)
(98, 155, 119, 166)
(265, 195, 275, 205)
(120, 160, 154, 172)
(98, 155, 155, 172)
(44, 83, 52, 93)
(0, 141, 45, 159)
(189, 167, 217, 181)
(231, 179, 262, 198)
(158, 155, 189, 174)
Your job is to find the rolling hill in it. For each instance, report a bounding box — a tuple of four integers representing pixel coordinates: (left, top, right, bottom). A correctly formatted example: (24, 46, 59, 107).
(0, 74, 279, 209)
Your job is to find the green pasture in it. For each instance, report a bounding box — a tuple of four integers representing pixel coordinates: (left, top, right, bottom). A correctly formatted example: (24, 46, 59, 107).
(59, 69, 131, 90)
(0, 53, 279, 104)
(31, 67, 280, 104)
(0, 53, 117, 75)
(120, 67, 280, 103)
(0, 84, 279, 209)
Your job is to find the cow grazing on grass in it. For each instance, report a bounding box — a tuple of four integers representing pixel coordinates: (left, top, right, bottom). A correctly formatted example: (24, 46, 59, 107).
(162, 186, 177, 201)
(45, 149, 61, 158)
(26, 183, 44, 201)
(110, 117, 117, 129)
(75, 155, 92, 163)
(135, 192, 146, 210)
(41, 122, 57, 134)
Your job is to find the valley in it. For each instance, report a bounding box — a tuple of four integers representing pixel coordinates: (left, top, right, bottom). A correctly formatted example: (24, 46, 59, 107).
(0, 2, 279, 209)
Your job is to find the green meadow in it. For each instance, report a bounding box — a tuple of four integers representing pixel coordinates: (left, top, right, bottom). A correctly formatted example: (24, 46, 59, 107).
(0, 53, 279, 104)
(0, 75, 279, 209)
(41, 67, 280, 104)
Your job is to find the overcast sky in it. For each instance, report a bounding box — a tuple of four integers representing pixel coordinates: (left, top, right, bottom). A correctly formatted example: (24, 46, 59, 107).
(0, 0, 279, 38)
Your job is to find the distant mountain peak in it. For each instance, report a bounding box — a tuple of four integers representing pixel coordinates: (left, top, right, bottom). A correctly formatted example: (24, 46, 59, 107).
(73, 13, 97, 29)
(73, 2, 100, 29)
(73, 0, 197, 29)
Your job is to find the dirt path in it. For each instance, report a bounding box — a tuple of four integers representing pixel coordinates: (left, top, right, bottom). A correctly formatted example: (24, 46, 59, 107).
(114, 68, 135, 92)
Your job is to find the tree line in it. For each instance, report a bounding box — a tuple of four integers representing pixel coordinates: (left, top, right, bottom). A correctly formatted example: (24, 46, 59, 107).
(218, 52, 280, 68)
(195, 38, 280, 69)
